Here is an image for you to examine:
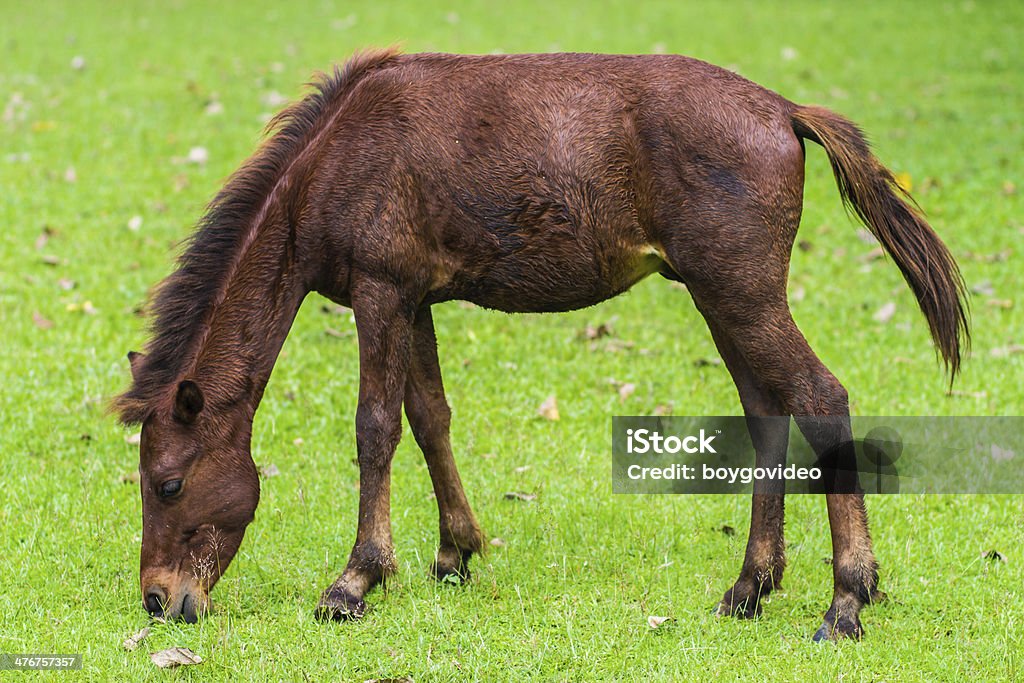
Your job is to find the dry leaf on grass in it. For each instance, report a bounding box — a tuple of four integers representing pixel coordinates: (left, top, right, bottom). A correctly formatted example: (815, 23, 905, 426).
(150, 647, 202, 668)
(186, 146, 208, 165)
(647, 616, 672, 629)
(538, 395, 559, 421)
(489, 537, 506, 547)
(970, 280, 995, 296)
(990, 344, 1024, 358)
(991, 444, 1015, 462)
(981, 549, 1006, 563)
(873, 302, 896, 323)
(503, 491, 537, 502)
(32, 311, 53, 329)
(123, 626, 150, 651)
(260, 464, 280, 478)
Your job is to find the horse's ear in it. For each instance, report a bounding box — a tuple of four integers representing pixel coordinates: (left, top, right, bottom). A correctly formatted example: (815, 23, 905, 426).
(173, 380, 205, 424)
(127, 351, 145, 380)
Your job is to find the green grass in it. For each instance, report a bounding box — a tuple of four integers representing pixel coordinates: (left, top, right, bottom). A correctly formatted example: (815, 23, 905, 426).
(2, 0, 1023, 680)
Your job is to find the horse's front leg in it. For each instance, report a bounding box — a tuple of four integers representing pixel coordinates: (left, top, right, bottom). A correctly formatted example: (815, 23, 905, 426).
(404, 306, 485, 582)
(317, 281, 414, 620)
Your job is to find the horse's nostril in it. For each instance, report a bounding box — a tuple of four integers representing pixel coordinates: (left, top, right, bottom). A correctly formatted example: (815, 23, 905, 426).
(144, 588, 166, 616)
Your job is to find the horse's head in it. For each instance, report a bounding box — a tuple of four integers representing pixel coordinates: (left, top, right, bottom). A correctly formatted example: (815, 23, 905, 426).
(129, 353, 259, 622)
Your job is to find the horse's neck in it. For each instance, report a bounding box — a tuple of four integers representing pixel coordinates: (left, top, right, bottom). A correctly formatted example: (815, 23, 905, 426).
(191, 228, 310, 411)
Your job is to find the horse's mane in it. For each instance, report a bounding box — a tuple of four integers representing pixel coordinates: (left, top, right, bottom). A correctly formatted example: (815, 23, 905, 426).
(113, 48, 400, 425)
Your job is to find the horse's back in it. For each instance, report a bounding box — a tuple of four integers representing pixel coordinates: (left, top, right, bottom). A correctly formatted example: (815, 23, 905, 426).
(332, 53, 803, 311)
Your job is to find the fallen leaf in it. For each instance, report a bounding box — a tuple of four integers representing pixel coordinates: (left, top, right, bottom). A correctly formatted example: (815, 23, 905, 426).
(58, 277, 76, 290)
(790, 285, 806, 302)
(64, 166, 77, 183)
(186, 146, 208, 165)
(32, 311, 53, 329)
(489, 537, 506, 547)
(653, 403, 673, 416)
(127, 215, 143, 231)
(894, 171, 913, 193)
(1003, 180, 1016, 196)
(873, 302, 897, 323)
(204, 100, 224, 116)
(990, 344, 1024, 358)
(149, 647, 202, 668)
(123, 626, 150, 651)
(513, 465, 530, 474)
(70, 55, 86, 70)
(981, 549, 1006, 563)
(855, 228, 877, 244)
(962, 249, 1011, 263)
(987, 298, 1013, 309)
(324, 327, 353, 338)
(618, 382, 636, 402)
(647, 615, 672, 629)
(293, 437, 304, 446)
(34, 227, 54, 250)
(860, 247, 886, 262)
(120, 471, 141, 484)
(41, 254, 60, 266)
(262, 91, 289, 108)
(503, 491, 537, 502)
(480, 452, 496, 460)
(950, 390, 987, 399)
(970, 280, 995, 296)
(126, 432, 141, 445)
(538, 395, 559, 421)
(260, 464, 280, 478)
(579, 322, 614, 341)
(991, 444, 1015, 462)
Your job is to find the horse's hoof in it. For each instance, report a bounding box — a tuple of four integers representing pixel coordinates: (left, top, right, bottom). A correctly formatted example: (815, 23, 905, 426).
(430, 561, 471, 585)
(315, 588, 366, 621)
(715, 586, 763, 619)
(812, 615, 863, 642)
(430, 548, 473, 585)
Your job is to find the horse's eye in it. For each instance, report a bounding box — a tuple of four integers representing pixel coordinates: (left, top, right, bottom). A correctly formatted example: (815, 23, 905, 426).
(158, 479, 183, 498)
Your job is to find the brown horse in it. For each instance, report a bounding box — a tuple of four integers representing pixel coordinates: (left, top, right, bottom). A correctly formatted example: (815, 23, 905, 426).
(114, 49, 967, 640)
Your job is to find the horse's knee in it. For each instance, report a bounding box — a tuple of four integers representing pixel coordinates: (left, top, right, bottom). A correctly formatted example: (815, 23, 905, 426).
(355, 403, 402, 459)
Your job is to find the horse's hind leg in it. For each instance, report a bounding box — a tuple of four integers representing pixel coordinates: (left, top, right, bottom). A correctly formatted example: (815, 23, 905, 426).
(692, 286, 878, 639)
(698, 315, 789, 619)
(404, 307, 485, 582)
(317, 280, 414, 621)
(663, 189, 878, 639)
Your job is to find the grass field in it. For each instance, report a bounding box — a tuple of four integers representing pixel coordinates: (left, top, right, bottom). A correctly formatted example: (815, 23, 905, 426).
(1, 1, 1022, 680)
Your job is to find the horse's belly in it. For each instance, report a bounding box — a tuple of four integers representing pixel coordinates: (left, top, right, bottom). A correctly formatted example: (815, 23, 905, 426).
(444, 248, 664, 313)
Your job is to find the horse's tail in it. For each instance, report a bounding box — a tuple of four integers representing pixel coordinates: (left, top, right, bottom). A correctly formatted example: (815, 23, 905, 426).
(791, 105, 969, 378)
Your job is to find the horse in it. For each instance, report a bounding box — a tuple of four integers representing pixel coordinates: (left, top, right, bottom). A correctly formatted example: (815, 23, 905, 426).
(114, 48, 968, 640)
